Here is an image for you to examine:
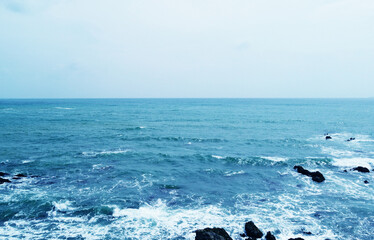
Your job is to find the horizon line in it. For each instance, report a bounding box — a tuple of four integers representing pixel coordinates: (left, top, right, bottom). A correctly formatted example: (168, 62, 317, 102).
(0, 97, 373, 100)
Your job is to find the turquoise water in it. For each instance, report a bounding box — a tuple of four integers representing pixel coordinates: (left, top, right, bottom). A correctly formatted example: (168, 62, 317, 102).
(0, 99, 373, 240)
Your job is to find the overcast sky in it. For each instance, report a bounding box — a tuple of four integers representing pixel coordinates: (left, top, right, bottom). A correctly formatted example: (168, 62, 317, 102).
(1, 0, 373, 98)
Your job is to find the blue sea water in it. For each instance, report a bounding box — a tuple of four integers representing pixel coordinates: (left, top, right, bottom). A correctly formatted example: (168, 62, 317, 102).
(0, 99, 373, 240)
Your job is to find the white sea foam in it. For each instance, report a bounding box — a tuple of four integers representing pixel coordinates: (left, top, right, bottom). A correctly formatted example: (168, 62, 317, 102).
(261, 156, 289, 162)
(321, 147, 355, 158)
(22, 159, 34, 164)
(224, 170, 245, 176)
(332, 157, 374, 168)
(55, 107, 73, 110)
(52, 200, 75, 212)
(212, 155, 224, 159)
(82, 149, 130, 157)
(0, 197, 340, 240)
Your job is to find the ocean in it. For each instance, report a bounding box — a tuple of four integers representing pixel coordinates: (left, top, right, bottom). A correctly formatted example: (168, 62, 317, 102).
(0, 99, 373, 240)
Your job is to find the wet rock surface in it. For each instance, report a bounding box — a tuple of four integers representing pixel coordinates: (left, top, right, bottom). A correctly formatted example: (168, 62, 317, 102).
(245, 221, 263, 239)
(195, 227, 233, 240)
(294, 166, 325, 183)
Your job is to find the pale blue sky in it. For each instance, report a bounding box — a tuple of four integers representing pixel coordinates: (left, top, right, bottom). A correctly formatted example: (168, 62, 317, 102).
(1, 0, 373, 98)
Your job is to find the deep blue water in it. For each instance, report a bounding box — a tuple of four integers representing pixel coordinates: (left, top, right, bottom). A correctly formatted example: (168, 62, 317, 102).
(0, 99, 373, 240)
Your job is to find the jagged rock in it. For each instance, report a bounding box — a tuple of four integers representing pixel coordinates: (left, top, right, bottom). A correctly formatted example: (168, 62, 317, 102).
(293, 166, 325, 183)
(245, 221, 263, 239)
(195, 227, 232, 240)
(265, 231, 276, 240)
(0, 172, 9, 177)
(353, 167, 370, 173)
(0, 177, 11, 184)
(15, 173, 27, 177)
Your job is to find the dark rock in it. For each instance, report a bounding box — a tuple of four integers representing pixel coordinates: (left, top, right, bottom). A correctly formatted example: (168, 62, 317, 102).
(311, 171, 325, 183)
(12, 177, 21, 180)
(343, 170, 348, 172)
(245, 221, 263, 239)
(289, 238, 304, 240)
(195, 228, 233, 240)
(239, 233, 246, 237)
(353, 167, 370, 173)
(0, 172, 9, 177)
(265, 231, 276, 240)
(364, 180, 369, 184)
(15, 173, 27, 177)
(325, 136, 332, 140)
(347, 137, 355, 141)
(293, 166, 325, 183)
(0, 177, 11, 184)
(302, 231, 312, 235)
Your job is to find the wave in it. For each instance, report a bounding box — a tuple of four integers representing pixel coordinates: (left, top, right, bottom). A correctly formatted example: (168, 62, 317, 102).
(82, 149, 131, 157)
(224, 170, 245, 177)
(126, 126, 146, 130)
(332, 157, 374, 168)
(261, 156, 289, 162)
(0, 198, 340, 240)
(120, 136, 226, 143)
(54, 107, 74, 110)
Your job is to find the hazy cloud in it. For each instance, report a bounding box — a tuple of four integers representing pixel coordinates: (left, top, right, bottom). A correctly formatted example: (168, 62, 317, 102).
(1, 0, 374, 98)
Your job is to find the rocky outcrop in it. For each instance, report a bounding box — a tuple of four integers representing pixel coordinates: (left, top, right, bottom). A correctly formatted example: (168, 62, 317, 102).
(265, 231, 276, 240)
(0, 177, 11, 184)
(195, 228, 232, 240)
(288, 238, 304, 240)
(0, 172, 9, 177)
(245, 221, 263, 239)
(325, 136, 332, 140)
(294, 166, 325, 183)
(352, 167, 370, 173)
(15, 173, 27, 177)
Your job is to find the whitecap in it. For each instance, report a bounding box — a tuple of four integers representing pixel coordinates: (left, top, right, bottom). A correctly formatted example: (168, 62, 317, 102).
(332, 157, 374, 168)
(321, 147, 355, 158)
(82, 149, 130, 157)
(212, 155, 224, 159)
(54, 107, 73, 110)
(261, 156, 289, 162)
(52, 200, 75, 212)
(22, 159, 34, 164)
(224, 170, 245, 177)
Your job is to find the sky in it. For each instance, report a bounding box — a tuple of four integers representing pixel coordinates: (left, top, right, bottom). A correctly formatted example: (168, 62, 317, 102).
(0, 0, 373, 98)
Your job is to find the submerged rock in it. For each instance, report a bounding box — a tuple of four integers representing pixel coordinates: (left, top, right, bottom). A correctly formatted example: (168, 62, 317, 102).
(353, 167, 370, 173)
(265, 231, 276, 240)
(0, 172, 9, 177)
(15, 173, 27, 177)
(346, 137, 355, 141)
(245, 221, 263, 239)
(293, 166, 325, 183)
(195, 227, 232, 240)
(0, 177, 11, 184)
